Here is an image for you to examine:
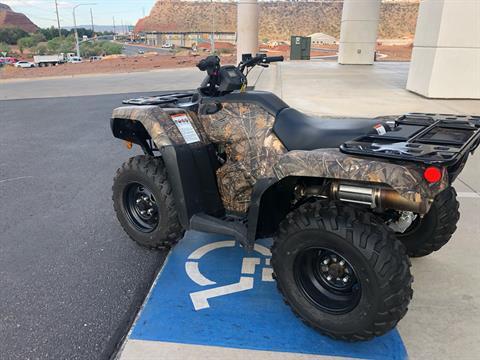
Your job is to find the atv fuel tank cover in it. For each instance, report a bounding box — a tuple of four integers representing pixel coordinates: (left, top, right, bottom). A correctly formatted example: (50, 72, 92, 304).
(201, 91, 288, 116)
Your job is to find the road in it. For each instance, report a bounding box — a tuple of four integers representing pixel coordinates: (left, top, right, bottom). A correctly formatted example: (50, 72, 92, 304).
(0, 93, 168, 360)
(0, 68, 204, 100)
(122, 44, 170, 57)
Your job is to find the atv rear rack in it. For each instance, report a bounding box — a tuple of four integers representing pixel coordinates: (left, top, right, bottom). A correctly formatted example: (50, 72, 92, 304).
(341, 113, 480, 166)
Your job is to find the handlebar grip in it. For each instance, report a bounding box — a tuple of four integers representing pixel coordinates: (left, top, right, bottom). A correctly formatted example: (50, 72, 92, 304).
(266, 56, 284, 63)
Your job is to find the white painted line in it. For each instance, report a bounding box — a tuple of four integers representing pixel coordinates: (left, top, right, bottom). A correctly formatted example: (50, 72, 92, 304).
(0, 176, 33, 184)
(189, 277, 254, 310)
(241, 258, 260, 275)
(262, 268, 274, 282)
(188, 240, 235, 260)
(254, 244, 272, 257)
(185, 261, 216, 286)
(457, 192, 480, 199)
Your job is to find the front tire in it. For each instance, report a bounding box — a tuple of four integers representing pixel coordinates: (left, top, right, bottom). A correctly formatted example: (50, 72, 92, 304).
(397, 187, 460, 258)
(272, 201, 413, 341)
(112, 155, 184, 249)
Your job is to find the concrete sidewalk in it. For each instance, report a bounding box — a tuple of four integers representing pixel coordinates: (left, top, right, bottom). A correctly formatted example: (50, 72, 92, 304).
(258, 61, 480, 117)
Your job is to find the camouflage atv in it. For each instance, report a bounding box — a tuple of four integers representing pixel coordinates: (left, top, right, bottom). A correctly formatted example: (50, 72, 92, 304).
(110, 54, 480, 341)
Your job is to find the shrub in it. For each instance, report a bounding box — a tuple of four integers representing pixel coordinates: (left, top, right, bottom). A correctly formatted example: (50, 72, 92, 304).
(80, 41, 122, 57)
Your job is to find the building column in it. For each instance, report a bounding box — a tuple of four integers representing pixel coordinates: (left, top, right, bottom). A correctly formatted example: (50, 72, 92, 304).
(338, 0, 381, 65)
(407, 0, 480, 99)
(237, 0, 259, 64)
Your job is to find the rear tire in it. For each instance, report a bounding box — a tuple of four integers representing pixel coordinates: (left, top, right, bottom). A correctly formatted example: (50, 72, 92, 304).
(272, 201, 413, 341)
(397, 187, 460, 258)
(112, 155, 184, 249)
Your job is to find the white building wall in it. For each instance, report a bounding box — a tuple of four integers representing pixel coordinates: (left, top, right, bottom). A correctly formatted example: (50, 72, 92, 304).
(407, 0, 480, 98)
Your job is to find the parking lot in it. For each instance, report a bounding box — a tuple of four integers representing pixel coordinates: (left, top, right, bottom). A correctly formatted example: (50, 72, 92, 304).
(0, 93, 169, 359)
(1, 63, 480, 359)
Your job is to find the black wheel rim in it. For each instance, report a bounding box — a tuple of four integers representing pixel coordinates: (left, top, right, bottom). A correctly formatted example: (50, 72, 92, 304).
(294, 247, 361, 314)
(123, 182, 159, 233)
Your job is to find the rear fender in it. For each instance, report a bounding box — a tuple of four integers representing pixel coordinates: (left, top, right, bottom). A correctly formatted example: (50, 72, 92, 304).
(273, 149, 449, 206)
(246, 149, 450, 245)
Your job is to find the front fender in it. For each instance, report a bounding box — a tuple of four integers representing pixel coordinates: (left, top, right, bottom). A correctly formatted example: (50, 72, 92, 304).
(111, 105, 205, 147)
(272, 149, 449, 205)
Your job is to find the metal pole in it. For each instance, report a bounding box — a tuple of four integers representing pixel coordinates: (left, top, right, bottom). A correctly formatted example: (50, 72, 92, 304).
(73, 6, 80, 57)
(210, 0, 215, 54)
(73, 4, 96, 58)
(90, 8, 95, 35)
(54, 0, 62, 38)
(113, 16, 116, 40)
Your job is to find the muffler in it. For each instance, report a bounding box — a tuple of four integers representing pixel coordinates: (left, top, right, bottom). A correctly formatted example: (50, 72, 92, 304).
(330, 181, 429, 214)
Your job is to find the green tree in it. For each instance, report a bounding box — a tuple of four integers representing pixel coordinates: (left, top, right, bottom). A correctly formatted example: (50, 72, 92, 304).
(47, 36, 74, 55)
(0, 42, 10, 55)
(17, 37, 37, 54)
(38, 27, 69, 41)
(35, 44, 48, 55)
(46, 37, 61, 53)
(0, 27, 29, 45)
(32, 32, 46, 44)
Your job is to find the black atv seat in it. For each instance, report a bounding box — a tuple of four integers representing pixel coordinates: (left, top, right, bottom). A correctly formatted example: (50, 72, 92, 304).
(273, 108, 379, 151)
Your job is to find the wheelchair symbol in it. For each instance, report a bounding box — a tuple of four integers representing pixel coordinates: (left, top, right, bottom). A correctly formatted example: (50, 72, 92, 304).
(185, 240, 274, 310)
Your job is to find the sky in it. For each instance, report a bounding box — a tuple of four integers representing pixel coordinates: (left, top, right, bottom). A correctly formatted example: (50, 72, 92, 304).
(2, 0, 157, 28)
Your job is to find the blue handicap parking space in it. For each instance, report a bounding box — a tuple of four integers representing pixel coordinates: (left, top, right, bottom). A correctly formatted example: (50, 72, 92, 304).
(131, 231, 407, 359)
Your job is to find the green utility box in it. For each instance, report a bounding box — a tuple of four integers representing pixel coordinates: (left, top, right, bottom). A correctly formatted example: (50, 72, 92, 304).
(290, 36, 311, 60)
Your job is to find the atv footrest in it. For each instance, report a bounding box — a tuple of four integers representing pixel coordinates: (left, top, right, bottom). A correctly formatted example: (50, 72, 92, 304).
(189, 213, 248, 248)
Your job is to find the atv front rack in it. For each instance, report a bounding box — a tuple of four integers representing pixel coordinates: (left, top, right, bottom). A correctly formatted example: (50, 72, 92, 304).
(122, 92, 196, 107)
(341, 113, 480, 166)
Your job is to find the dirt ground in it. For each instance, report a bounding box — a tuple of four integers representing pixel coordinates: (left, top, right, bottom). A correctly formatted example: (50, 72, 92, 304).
(0, 44, 412, 80)
(0, 53, 229, 80)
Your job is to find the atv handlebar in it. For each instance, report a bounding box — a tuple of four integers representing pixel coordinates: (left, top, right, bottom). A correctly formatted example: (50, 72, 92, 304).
(264, 56, 284, 63)
(196, 54, 284, 96)
(239, 54, 284, 72)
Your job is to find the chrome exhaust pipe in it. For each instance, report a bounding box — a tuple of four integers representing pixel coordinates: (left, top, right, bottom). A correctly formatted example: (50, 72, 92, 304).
(330, 181, 429, 214)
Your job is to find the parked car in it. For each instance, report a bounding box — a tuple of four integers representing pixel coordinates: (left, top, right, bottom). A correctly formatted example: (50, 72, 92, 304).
(68, 57, 83, 64)
(1, 57, 18, 65)
(162, 43, 173, 48)
(14, 61, 36, 68)
(138, 50, 145, 54)
(89, 56, 102, 62)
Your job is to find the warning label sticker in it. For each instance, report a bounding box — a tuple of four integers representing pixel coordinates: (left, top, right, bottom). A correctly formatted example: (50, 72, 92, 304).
(374, 124, 387, 136)
(171, 113, 201, 144)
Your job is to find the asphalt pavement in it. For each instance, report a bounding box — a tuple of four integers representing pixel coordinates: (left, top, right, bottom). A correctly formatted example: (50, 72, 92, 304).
(122, 44, 170, 57)
(0, 93, 166, 360)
